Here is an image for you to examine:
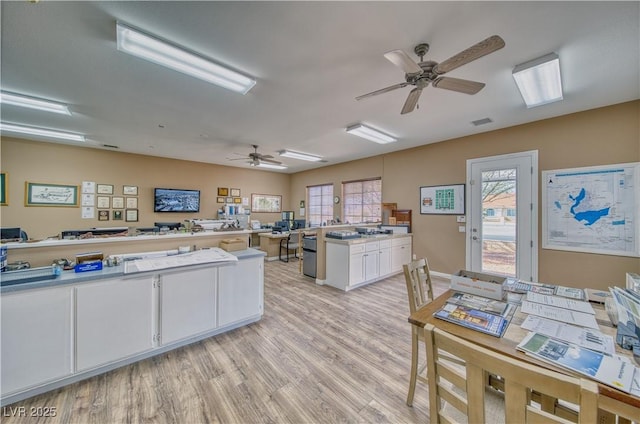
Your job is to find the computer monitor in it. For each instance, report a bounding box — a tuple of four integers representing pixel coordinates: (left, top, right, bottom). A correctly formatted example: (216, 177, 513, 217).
(292, 219, 306, 230)
(1, 227, 22, 240)
(274, 220, 290, 231)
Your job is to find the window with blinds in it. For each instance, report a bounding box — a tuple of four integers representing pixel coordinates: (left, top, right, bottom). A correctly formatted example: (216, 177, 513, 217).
(343, 178, 382, 224)
(307, 184, 333, 226)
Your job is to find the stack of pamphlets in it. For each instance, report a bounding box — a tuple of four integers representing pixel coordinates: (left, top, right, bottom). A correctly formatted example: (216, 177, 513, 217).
(517, 332, 639, 395)
(504, 278, 586, 300)
(433, 292, 515, 338)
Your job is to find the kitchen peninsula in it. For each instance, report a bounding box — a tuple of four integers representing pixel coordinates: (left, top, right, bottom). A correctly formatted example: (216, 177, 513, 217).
(0, 246, 265, 406)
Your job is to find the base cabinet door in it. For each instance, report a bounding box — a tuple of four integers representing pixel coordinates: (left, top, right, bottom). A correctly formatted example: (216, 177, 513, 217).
(1, 286, 73, 396)
(160, 267, 217, 345)
(76, 276, 154, 371)
(391, 237, 412, 273)
(218, 257, 264, 327)
(379, 247, 392, 277)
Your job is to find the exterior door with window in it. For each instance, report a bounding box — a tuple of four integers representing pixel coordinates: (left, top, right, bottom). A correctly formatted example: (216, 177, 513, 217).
(466, 151, 538, 281)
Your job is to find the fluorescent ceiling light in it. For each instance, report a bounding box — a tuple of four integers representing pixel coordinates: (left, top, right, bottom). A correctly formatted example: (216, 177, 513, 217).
(0, 91, 71, 115)
(512, 52, 563, 108)
(116, 22, 256, 94)
(346, 124, 397, 144)
(278, 149, 323, 162)
(0, 122, 85, 142)
(253, 162, 287, 170)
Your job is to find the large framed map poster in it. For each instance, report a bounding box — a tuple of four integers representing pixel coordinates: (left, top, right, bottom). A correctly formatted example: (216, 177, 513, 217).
(542, 162, 640, 257)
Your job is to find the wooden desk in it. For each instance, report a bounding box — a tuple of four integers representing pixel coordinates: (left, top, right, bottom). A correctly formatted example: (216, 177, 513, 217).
(409, 289, 640, 415)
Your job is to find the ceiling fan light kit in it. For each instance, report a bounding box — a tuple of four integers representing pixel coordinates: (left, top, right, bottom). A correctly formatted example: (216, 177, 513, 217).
(346, 124, 397, 144)
(0, 122, 85, 142)
(278, 150, 323, 162)
(356, 35, 505, 115)
(0, 91, 71, 115)
(116, 22, 256, 94)
(512, 52, 563, 108)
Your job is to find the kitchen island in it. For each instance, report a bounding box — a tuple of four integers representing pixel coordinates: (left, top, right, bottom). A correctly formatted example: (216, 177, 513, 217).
(324, 233, 412, 291)
(0, 248, 265, 406)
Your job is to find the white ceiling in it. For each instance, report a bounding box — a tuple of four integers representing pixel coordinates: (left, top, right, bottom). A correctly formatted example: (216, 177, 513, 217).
(1, 1, 639, 173)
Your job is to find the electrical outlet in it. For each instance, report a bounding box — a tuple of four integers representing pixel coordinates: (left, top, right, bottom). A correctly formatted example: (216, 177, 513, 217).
(458, 225, 466, 233)
(456, 216, 466, 223)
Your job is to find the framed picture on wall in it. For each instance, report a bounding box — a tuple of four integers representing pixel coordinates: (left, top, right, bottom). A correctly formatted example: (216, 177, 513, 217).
(125, 209, 138, 222)
(420, 184, 465, 215)
(251, 193, 282, 213)
(25, 182, 79, 207)
(123, 185, 138, 195)
(97, 196, 110, 208)
(98, 210, 109, 221)
(112, 196, 124, 209)
(230, 188, 241, 197)
(218, 187, 229, 196)
(113, 210, 123, 220)
(216, 197, 225, 203)
(126, 197, 138, 209)
(97, 184, 114, 195)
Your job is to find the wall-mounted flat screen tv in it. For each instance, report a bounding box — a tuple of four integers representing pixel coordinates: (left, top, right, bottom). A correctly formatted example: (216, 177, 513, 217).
(154, 188, 200, 212)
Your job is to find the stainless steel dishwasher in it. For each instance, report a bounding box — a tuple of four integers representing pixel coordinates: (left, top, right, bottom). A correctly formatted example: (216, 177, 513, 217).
(302, 236, 317, 278)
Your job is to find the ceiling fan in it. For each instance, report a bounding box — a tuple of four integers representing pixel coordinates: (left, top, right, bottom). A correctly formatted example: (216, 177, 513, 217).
(228, 144, 282, 167)
(356, 35, 505, 114)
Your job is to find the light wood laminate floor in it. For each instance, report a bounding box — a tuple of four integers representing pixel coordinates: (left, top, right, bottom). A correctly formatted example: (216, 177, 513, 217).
(2, 260, 448, 423)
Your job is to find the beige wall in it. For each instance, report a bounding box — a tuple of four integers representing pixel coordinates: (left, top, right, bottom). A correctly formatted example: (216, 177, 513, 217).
(0, 138, 289, 239)
(2, 101, 639, 288)
(291, 101, 640, 288)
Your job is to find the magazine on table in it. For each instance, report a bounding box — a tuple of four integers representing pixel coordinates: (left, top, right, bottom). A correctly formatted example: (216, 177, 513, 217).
(446, 292, 514, 317)
(434, 303, 509, 338)
(520, 315, 615, 355)
(517, 332, 637, 393)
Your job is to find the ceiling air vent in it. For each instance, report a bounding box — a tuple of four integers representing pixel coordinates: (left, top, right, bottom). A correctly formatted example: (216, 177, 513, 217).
(471, 117, 493, 126)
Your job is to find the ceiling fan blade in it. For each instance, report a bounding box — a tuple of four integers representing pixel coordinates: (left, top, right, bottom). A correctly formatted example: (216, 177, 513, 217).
(434, 35, 505, 75)
(401, 87, 423, 115)
(356, 82, 409, 101)
(433, 77, 485, 94)
(259, 154, 274, 159)
(227, 157, 249, 161)
(384, 50, 424, 75)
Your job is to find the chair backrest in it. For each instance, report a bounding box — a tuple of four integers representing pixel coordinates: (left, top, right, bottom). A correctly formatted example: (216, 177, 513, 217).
(424, 324, 599, 424)
(403, 258, 434, 314)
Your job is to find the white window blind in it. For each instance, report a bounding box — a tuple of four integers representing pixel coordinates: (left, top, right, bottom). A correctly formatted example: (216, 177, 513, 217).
(343, 178, 382, 224)
(307, 184, 333, 226)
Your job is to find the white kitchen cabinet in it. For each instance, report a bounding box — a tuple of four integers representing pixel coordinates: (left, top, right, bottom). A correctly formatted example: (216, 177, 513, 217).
(160, 267, 217, 345)
(325, 235, 412, 291)
(1, 286, 73, 396)
(217, 256, 264, 327)
(379, 239, 392, 277)
(391, 236, 412, 274)
(364, 241, 380, 281)
(76, 275, 154, 371)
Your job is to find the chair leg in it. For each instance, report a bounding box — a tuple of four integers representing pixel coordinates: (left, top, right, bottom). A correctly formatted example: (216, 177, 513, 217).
(407, 329, 419, 406)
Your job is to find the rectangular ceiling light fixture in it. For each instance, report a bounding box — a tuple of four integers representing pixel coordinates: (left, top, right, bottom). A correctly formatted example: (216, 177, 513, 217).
(116, 22, 256, 94)
(278, 149, 323, 162)
(0, 122, 85, 142)
(512, 52, 563, 108)
(0, 91, 71, 115)
(346, 124, 397, 144)
(254, 162, 287, 170)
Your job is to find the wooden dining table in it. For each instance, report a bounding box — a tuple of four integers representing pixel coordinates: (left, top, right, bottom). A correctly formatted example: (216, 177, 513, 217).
(409, 289, 640, 422)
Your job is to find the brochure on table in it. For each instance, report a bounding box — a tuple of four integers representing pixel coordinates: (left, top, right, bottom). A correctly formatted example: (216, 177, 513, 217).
(525, 292, 595, 315)
(517, 332, 638, 394)
(434, 303, 509, 338)
(520, 301, 599, 329)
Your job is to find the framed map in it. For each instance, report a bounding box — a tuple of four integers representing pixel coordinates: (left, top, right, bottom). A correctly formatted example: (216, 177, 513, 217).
(420, 184, 465, 215)
(542, 162, 640, 257)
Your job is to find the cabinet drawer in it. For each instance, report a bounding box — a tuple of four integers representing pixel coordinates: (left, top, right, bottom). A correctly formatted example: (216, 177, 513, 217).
(365, 241, 380, 252)
(392, 237, 411, 247)
(350, 244, 366, 254)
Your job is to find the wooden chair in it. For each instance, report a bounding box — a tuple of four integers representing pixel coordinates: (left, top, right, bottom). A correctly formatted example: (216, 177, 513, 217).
(424, 324, 599, 424)
(403, 258, 435, 406)
(279, 231, 301, 262)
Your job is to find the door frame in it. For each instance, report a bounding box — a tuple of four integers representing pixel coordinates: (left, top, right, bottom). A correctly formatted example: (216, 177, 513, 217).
(465, 150, 539, 281)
